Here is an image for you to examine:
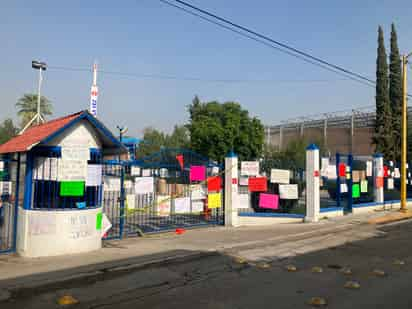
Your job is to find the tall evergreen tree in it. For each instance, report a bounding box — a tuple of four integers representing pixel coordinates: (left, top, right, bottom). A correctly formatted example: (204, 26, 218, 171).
(389, 23, 403, 162)
(374, 26, 393, 159)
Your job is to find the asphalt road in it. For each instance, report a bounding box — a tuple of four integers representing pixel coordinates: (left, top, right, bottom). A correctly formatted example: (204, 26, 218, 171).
(3, 220, 412, 309)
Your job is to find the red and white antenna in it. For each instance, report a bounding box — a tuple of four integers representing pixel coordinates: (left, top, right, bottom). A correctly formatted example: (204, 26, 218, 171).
(89, 61, 98, 116)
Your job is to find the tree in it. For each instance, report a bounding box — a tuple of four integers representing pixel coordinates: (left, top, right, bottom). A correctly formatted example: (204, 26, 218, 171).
(137, 127, 167, 157)
(16, 94, 52, 127)
(0, 119, 18, 145)
(166, 125, 190, 149)
(188, 97, 264, 162)
(375, 26, 393, 159)
(389, 23, 403, 162)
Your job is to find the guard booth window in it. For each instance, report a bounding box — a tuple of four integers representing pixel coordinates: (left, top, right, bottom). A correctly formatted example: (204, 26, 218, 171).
(32, 149, 102, 209)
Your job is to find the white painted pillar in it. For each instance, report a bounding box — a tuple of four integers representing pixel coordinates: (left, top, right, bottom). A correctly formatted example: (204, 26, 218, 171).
(373, 154, 384, 203)
(224, 152, 239, 227)
(305, 144, 320, 222)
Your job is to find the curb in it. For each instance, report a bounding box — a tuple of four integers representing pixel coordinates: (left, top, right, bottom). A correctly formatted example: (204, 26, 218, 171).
(368, 212, 412, 225)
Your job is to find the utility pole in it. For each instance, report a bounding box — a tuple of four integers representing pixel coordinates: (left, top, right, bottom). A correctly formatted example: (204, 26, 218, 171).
(400, 52, 412, 212)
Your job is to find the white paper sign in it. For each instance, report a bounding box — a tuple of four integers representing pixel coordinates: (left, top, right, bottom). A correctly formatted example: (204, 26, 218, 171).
(211, 166, 219, 175)
(279, 184, 298, 199)
(239, 176, 249, 186)
(326, 165, 337, 179)
(101, 213, 112, 237)
(86, 164, 102, 186)
(394, 168, 400, 179)
(191, 201, 204, 213)
(270, 169, 290, 184)
(366, 161, 373, 177)
(58, 159, 87, 181)
(142, 169, 151, 177)
(321, 158, 329, 177)
(0, 181, 12, 195)
(191, 184, 206, 200)
(134, 177, 154, 194)
(387, 178, 394, 190)
(174, 197, 191, 214)
(131, 166, 141, 176)
(340, 183, 348, 193)
(61, 146, 90, 161)
(238, 194, 250, 209)
(389, 161, 394, 167)
(0, 161, 4, 171)
(241, 161, 260, 176)
(126, 194, 136, 209)
(156, 195, 171, 216)
(103, 176, 121, 191)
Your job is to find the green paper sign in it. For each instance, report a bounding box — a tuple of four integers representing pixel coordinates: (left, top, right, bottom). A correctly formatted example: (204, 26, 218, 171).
(96, 213, 102, 230)
(60, 181, 85, 197)
(352, 183, 360, 198)
(360, 180, 368, 193)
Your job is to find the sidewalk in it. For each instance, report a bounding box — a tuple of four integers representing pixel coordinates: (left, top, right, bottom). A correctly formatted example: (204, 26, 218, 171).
(0, 209, 405, 291)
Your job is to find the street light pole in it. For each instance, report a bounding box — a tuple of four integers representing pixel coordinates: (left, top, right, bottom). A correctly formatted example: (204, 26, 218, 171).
(400, 52, 412, 212)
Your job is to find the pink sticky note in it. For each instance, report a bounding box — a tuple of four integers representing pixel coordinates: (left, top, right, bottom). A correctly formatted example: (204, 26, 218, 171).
(259, 193, 279, 209)
(190, 165, 206, 182)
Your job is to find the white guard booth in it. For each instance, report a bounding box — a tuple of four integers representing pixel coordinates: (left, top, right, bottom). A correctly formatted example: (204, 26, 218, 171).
(0, 110, 126, 257)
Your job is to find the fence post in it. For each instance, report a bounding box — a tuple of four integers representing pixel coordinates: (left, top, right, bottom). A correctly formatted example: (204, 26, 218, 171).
(224, 151, 239, 227)
(373, 153, 384, 203)
(305, 144, 320, 222)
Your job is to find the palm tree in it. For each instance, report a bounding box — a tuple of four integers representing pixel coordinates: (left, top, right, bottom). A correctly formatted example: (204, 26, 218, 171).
(16, 94, 53, 127)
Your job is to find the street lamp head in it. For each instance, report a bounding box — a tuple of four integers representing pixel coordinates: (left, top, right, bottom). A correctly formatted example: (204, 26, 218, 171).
(32, 60, 47, 70)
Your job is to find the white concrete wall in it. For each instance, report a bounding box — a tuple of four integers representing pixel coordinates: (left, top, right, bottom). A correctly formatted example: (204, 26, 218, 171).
(238, 216, 303, 226)
(17, 207, 102, 258)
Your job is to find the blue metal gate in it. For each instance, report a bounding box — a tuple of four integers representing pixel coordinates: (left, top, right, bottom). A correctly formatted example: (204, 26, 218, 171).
(336, 153, 353, 212)
(0, 156, 20, 254)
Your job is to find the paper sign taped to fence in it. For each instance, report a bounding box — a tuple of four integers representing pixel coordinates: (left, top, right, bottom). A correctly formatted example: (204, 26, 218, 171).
(207, 176, 221, 192)
(208, 192, 222, 209)
(361, 180, 368, 193)
(389, 161, 394, 167)
(191, 184, 206, 200)
(239, 176, 249, 186)
(126, 194, 136, 210)
(96, 213, 103, 230)
(101, 213, 112, 237)
(279, 184, 298, 199)
(352, 184, 360, 198)
(238, 194, 250, 209)
(61, 146, 90, 161)
(134, 177, 154, 194)
(352, 171, 361, 183)
(270, 169, 290, 184)
(156, 195, 171, 216)
(192, 201, 204, 213)
(131, 166, 141, 176)
(248, 177, 267, 192)
(394, 168, 400, 178)
(340, 183, 348, 193)
(366, 161, 373, 177)
(241, 161, 259, 176)
(338, 163, 346, 177)
(174, 197, 191, 213)
(103, 176, 120, 191)
(259, 193, 279, 209)
(86, 164, 102, 186)
(0, 181, 12, 195)
(326, 165, 337, 179)
(142, 169, 151, 177)
(58, 159, 87, 181)
(211, 166, 219, 175)
(387, 178, 394, 190)
(190, 165, 206, 182)
(60, 181, 85, 197)
(321, 158, 329, 176)
(0, 161, 4, 171)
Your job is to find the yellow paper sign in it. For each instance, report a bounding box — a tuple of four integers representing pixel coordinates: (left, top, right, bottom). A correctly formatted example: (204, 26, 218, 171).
(208, 192, 222, 209)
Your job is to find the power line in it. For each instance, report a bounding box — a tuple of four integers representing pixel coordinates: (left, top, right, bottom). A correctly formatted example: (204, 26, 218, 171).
(48, 65, 353, 84)
(159, 0, 376, 87)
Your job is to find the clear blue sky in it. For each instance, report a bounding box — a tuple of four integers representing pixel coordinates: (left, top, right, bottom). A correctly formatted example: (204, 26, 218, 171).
(1, 0, 412, 137)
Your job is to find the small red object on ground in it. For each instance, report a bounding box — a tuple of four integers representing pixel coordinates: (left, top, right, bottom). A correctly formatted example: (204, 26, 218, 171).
(175, 228, 186, 235)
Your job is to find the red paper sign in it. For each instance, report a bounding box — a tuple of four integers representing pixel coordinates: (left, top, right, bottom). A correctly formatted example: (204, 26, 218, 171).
(248, 177, 267, 192)
(339, 163, 346, 177)
(383, 166, 389, 178)
(207, 176, 221, 192)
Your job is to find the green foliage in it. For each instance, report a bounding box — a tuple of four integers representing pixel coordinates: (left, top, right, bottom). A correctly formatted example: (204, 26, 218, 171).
(0, 118, 18, 145)
(188, 97, 264, 162)
(16, 93, 52, 127)
(137, 125, 190, 158)
(374, 26, 393, 160)
(389, 23, 402, 162)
